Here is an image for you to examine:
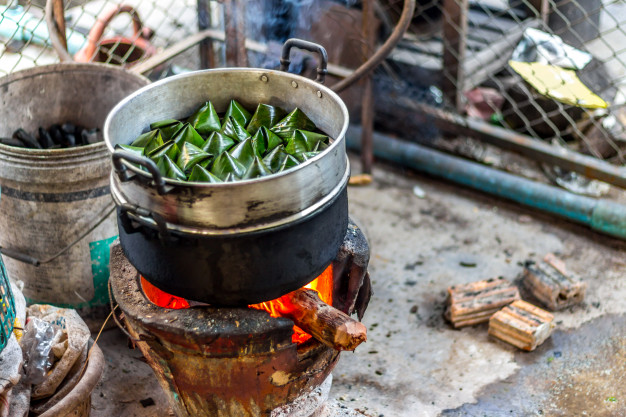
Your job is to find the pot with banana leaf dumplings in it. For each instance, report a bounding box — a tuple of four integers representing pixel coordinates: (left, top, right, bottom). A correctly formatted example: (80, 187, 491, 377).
(104, 39, 350, 305)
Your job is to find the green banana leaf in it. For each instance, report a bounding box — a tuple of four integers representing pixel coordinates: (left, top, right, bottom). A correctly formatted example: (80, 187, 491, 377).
(151, 119, 184, 141)
(279, 154, 300, 172)
(262, 145, 287, 172)
(156, 155, 186, 181)
(284, 132, 309, 155)
(116, 144, 145, 158)
(242, 156, 272, 179)
(312, 139, 329, 152)
(294, 151, 320, 163)
(187, 101, 221, 135)
(293, 130, 328, 152)
(148, 140, 180, 162)
(271, 108, 316, 140)
(210, 151, 246, 180)
(150, 119, 179, 130)
(223, 173, 237, 182)
(202, 131, 235, 155)
(188, 164, 222, 183)
(172, 123, 205, 148)
(223, 99, 252, 127)
(246, 104, 287, 135)
(177, 142, 212, 173)
(130, 129, 159, 149)
(229, 138, 256, 168)
(221, 116, 251, 142)
(252, 126, 283, 156)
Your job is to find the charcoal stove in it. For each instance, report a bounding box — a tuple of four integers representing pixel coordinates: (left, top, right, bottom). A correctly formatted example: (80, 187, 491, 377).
(109, 220, 371, 417)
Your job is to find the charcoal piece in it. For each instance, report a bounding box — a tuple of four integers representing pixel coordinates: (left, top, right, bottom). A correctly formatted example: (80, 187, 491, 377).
(73, 127, 85, 145)
(13, 128, 41, 148)
(49, 125, 64, 145)
(62, 133, 76, 148)
(37, 127, 55, 148)
(61, 123, 75, 135)
(0, 137, 26, 147)
(81, 128, 100, 145)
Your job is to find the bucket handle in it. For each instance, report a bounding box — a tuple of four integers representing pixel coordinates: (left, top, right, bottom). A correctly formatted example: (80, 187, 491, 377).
(280, 38, 328, 84)
(112, 150, 168, 195)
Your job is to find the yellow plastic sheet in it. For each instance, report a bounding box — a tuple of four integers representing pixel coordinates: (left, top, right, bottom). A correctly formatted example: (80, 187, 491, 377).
(509, 61, 608, 109)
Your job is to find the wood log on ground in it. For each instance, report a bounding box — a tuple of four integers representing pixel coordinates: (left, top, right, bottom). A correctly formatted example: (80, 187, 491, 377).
(522, 254, 587, 311)
(445, 277, 521, 328)
(279, 289, 367, 351)
(488, 300, 555, 351)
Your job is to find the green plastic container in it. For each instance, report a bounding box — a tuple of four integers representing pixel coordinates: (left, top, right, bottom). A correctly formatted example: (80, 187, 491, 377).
(0, 251, 15, 353)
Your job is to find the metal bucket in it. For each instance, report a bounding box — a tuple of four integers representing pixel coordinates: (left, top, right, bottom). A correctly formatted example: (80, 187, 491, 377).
(0, 63, 149, 308)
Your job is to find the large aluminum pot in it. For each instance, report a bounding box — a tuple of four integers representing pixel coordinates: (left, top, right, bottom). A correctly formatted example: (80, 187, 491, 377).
(104, 40, 350, 305)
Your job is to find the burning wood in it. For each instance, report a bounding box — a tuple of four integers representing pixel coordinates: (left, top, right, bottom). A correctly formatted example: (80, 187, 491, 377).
(445, 277, 521, 328)
(278, 289, 367, 351)
(488, 300, 555, 351)
(522, 254, 587, 311)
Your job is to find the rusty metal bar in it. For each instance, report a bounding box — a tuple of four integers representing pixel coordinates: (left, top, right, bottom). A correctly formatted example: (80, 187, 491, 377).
(52, 0, 67, 52)
(441, 0, 468, 112)
(397, 98, 626, 189)
(360, 0, 375, 175)
(196, 0, 213, 69)
(331, 0, 415, 93)
(223, 0, 247, 67)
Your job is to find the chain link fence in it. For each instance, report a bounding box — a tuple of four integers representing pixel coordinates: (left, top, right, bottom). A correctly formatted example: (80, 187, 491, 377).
(378, 0, 626, 168)
(0, 0, 224, 77)
(2, 0, 625, 172)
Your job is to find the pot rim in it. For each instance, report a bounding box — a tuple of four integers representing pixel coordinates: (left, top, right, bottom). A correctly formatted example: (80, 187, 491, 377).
(111, 160, 350, 236)
(104, 67, 349, 188)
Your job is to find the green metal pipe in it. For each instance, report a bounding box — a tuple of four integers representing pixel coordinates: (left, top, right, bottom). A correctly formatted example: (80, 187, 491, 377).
(346, 126, 626, 240)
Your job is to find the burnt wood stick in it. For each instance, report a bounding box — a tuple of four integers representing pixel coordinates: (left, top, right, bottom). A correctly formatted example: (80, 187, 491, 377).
(280, 289, 367, 351)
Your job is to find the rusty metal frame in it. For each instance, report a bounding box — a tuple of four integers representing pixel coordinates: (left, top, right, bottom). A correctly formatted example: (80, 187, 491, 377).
(400, 98, 626, 189)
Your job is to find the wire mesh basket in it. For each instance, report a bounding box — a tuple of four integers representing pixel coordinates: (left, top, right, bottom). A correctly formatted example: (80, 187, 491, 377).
(0, 251, 16, 353)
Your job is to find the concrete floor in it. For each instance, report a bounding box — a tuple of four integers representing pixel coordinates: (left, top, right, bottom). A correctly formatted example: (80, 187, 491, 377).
(90, 153, 626, 416)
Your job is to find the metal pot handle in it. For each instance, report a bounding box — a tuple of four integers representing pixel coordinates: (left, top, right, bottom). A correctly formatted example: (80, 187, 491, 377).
(112, 149, 168, 195)
(280, 38, 328, 84)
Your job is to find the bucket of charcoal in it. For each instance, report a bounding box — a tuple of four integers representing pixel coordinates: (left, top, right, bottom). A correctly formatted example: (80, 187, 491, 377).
(0, 63, 149, 313)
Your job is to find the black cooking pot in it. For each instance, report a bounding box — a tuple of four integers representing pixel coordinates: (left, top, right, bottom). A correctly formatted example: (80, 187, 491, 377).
(117, 186, 347, 305)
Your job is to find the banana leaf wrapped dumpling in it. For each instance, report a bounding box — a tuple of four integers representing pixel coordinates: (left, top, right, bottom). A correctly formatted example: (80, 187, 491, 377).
(210, 151, 246, 181)
(202, 132, 235, 155)
(177, 142, 212, 174)
(251, 126, 282, 156)
(221, 116, 251, 143)
(271, 108, 316, 140)
(189, 164, 222, 183)
(223, 100, 252, 127)
(151, 119, 184, 141)
(156, 155, 186, 181)
(148, 140, 180, 162)
(187, 101, 221, 135)
(229, 138, 257, 168)
(242, 156, 272, 179)
(172, 123, 205, 148)
(246, 104, 286, 135)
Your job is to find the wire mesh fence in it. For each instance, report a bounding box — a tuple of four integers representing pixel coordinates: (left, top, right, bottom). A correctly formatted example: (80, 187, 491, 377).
(1, 0, 625, 173)
(380, 0, 626, 167)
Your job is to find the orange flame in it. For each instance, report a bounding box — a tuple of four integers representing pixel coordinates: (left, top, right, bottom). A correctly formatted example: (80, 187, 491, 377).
(139, 264, 333, 345)
(250, 264, 333, 344)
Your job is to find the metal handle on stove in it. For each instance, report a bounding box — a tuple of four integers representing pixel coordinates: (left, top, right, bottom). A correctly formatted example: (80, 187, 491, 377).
(112, 149, 168, 195)
(280, 38, 328, 84)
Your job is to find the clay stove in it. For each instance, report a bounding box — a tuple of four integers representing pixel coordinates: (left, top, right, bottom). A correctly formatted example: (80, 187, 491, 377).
(109, 221, 371, 417)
